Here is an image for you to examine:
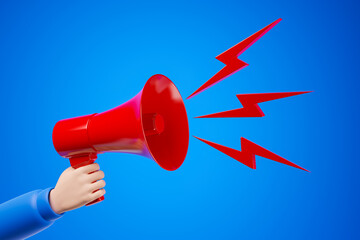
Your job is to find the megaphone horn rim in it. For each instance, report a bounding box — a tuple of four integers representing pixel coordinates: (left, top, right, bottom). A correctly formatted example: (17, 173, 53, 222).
(139, 74, 189, 171)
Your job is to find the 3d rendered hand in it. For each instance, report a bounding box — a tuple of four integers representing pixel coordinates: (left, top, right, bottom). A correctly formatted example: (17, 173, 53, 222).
(49, 163, 106, 214)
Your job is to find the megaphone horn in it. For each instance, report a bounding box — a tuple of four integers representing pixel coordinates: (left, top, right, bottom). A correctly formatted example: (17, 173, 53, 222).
(52, 74, 189, 205)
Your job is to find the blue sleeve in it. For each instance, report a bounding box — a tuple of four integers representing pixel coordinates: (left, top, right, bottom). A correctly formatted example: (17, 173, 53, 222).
(0, 188, 64, 239)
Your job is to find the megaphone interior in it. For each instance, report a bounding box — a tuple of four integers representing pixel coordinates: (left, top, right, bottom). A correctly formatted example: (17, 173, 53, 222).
(52, 74, 189, 204)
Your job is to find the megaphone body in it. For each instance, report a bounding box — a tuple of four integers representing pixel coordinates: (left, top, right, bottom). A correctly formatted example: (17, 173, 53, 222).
(52, 74, 189, 204)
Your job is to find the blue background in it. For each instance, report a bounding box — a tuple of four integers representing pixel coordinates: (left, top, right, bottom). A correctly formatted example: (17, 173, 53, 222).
(0, 0, 359, 239)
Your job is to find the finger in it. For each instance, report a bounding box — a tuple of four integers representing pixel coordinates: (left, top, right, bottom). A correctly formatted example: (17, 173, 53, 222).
(77, 163, 100, 174)
(90, 180, 106, 192)
(88, 170, 105, 182)
(89, 188, 106, 202)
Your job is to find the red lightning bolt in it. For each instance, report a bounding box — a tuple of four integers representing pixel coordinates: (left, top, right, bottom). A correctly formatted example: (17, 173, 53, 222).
(187, 18, 282, 100)
(194, 136, 308, 171)
(196, 91, 311, 118)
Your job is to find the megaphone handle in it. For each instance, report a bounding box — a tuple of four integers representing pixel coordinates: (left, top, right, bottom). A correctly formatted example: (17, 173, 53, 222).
(69, 154, 105, 206)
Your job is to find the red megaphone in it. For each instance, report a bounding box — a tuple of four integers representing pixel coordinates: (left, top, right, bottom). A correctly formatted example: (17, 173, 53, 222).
(52, 74, 189, 205)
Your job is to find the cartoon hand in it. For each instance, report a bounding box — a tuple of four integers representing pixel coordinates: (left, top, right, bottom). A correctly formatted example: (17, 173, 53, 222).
(49, 163, 106, 214)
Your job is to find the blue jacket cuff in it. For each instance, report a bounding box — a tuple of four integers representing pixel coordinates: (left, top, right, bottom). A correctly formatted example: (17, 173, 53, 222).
(37, 187, 64, 221)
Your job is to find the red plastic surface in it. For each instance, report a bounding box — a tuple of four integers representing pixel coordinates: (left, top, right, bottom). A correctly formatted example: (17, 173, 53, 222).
(53, 74, 189, 171)
(52, 114, 97, 157)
